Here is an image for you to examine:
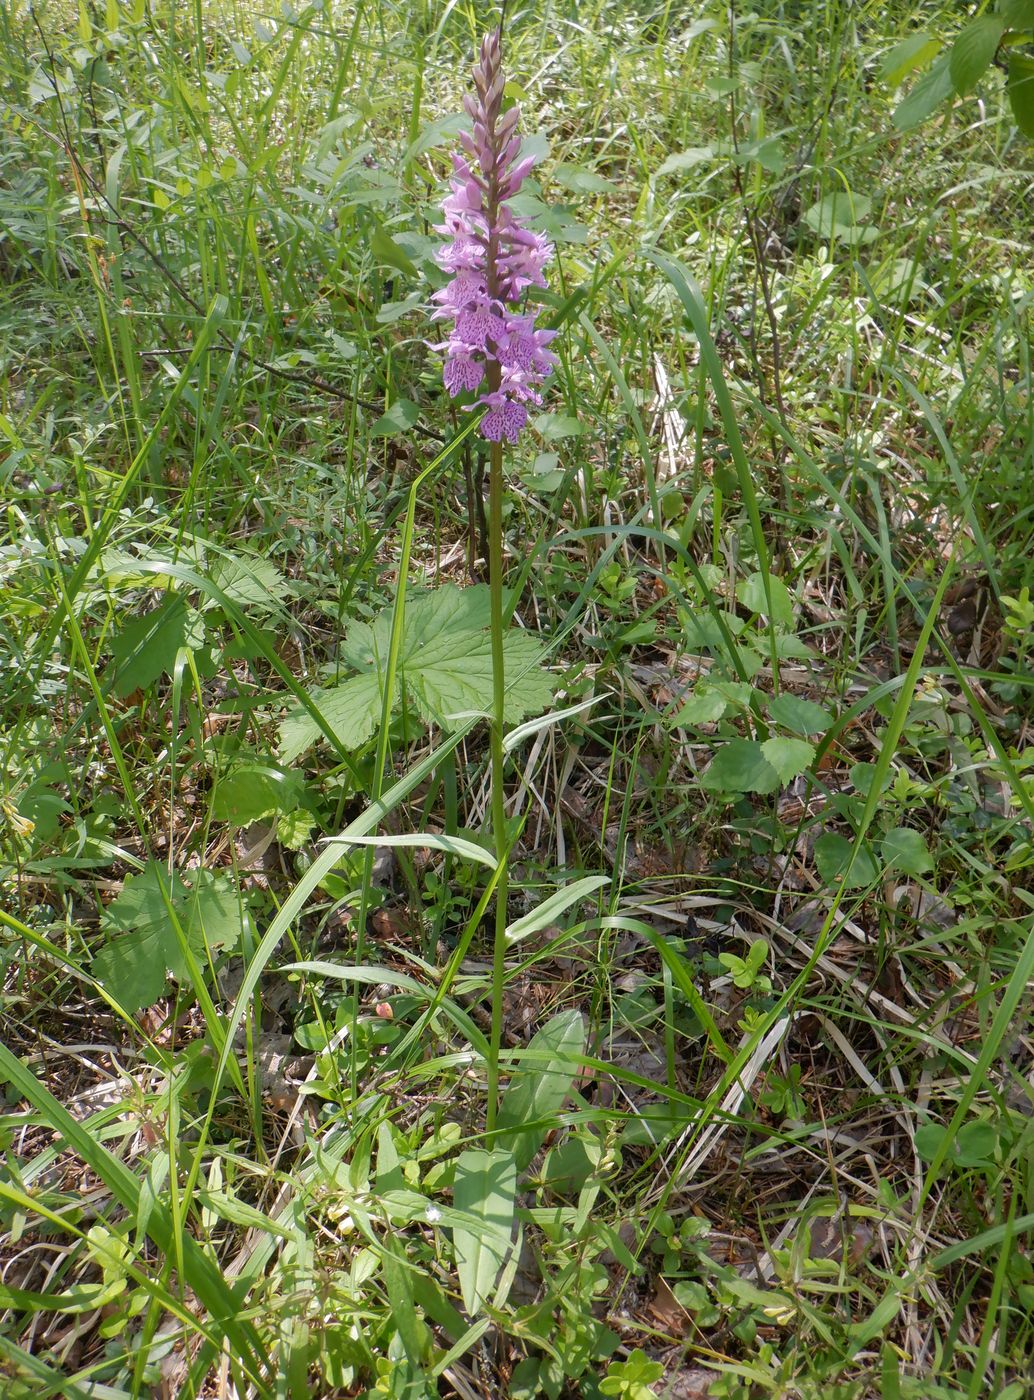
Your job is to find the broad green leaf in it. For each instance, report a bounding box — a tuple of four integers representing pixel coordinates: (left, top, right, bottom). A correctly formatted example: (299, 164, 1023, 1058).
(915, 1120, 997, 1169)
(881, 826, 934, 875)
(183, 870, 246, 961)
(760, 736, 815, 784)
(278, 672, 384, 764)
(92, 926, 177, 1016)
(529, 412, 586, 440)
(370, 397, 420, 436)
(767, 694, 833, 736)
(735, 136, 784, 174)
(92, 863, 244, 1011)
(849, 761, 892, 797)
(208, 555, 291, 613)
(682, 609, 745, 649)
(375, 291, 423, 324)
(505, 875, 608, 945)
(552, 162, 617, 195)
(894, 55, 954, 129)
(452, 1149, 516, 1314)
(699, 739, 781, 795)
(1000, 0, 1034, 26)
(802, 191, 877, 246)
(871, 255, 926, 304)
(407, 630, 547, 728)
(211, 763, 306, 824)
(402, 112, 466, 164)
(656, 145, 714, 176)
(507, 191, 587, 244)
(497, 1010, 586, 1171)
(1007, 55, 1034, 136)
(736, 571, 794, 627)
(282, 586, 553, 761)
(949, 15, 1004, 95)
(107, 595, 206, 696)
(100, 861, 187, 939)
(879, 33, 940, 87)
(672, 687, 729, 725)
(814, 832, 879, 887)
(370, 224, 418, 277)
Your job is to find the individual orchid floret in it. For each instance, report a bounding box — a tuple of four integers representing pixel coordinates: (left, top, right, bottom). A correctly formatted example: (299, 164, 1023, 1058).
(432, 28, 554, 442)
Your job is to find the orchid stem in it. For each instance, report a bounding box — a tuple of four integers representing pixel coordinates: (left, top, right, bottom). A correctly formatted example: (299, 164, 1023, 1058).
(486, 436, 507, 1134)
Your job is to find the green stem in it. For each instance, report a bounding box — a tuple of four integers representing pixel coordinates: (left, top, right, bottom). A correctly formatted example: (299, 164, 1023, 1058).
(486, 436, 508, 1134)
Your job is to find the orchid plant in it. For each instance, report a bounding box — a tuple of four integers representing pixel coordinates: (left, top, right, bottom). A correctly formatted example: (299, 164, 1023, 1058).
(433, 27, 556, 1128)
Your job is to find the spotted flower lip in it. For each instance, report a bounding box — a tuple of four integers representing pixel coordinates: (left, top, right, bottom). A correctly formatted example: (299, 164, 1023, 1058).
(432, 28, 555, 444)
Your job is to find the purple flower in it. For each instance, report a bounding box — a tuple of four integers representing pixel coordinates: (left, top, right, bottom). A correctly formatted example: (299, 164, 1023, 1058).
(432, 29, 555, 440)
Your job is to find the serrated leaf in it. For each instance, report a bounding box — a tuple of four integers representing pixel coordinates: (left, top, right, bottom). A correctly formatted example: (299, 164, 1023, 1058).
(672, 687, 729, 725)
(949, 15, 1004, 95)
(92, 928, 171, 1013)
(281, 587, 553, 761)
(767, 694, 833, 736)
(92, 863, 243, 1012)
(107, 595, 206, 696)
(180, 870, 243, 961)
(894, 54, 954, 129)
(451, 1149, 516, 1314)
(278, 672, 384, 764)
(814, 833, 878, 887)
(101, 862, 187, 939)
(760, 736, 815, 784)
(277, 809, 316, 849)
(209, 555, 291, 613)
(1007, 55, 1034, 136)
(411, 627, 551, 728)
(497, 1011, 587, 1171)
(736, 571, 794, 627)
(699, 739, 781, 795)
(383, 586, 553, 728)
(879, 33, 940, 87)
(881, 826, 934, 875)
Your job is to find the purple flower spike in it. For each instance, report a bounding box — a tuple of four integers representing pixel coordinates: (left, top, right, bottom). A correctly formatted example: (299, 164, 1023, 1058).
(433, 28, 554, 442)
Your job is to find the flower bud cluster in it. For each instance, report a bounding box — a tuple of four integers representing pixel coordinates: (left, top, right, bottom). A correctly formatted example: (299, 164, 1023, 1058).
(432, 29, 556, 443)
